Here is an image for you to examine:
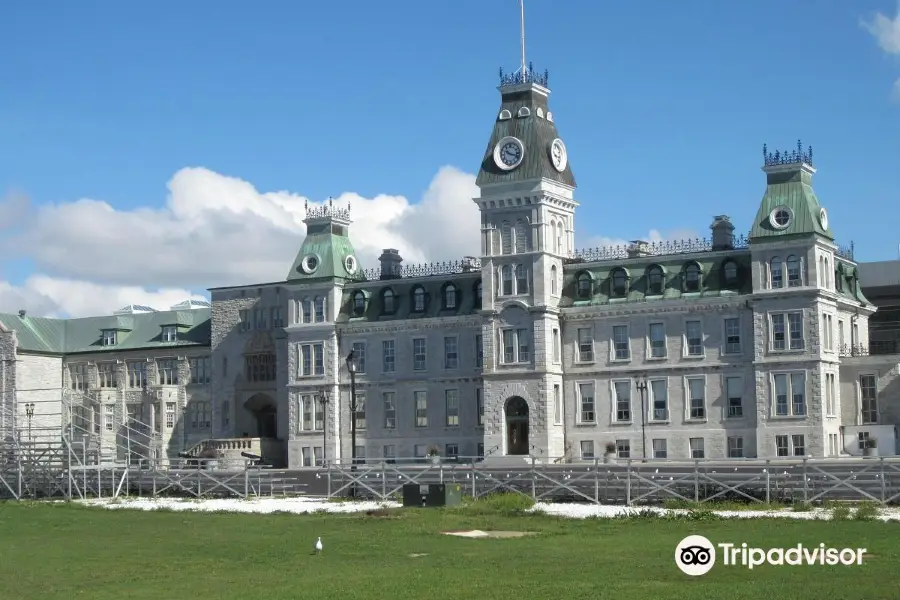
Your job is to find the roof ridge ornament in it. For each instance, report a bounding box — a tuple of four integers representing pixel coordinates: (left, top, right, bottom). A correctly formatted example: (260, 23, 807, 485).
(304, 196, 352, 221)
(762, 139, 813, 167)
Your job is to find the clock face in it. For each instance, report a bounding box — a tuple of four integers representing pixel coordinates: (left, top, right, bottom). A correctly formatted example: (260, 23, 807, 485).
(493, 136, 525, 170)
(819, 207, 828, 230)
(549, 138, 567, 172)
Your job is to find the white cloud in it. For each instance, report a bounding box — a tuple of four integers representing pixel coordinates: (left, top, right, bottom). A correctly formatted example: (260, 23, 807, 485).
(862, 5, 900, 55)
(0, 164, 703, 319)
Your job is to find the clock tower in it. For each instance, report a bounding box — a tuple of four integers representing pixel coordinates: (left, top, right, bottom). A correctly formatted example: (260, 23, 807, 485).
(474, 63, 578, 462)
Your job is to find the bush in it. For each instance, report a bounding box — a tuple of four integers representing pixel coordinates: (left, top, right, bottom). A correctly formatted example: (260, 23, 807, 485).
(462, 492, 535, 515)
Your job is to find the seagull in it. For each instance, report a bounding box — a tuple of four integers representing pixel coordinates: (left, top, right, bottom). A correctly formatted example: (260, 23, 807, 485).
(314, 537, 323, 555)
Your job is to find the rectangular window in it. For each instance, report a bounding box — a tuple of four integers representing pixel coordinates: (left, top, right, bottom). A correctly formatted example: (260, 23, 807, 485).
(613, 380, 631, 422)
(825, 373, 836, 416)
(414, 444, 427, 461)
(684, 320, 703, 356)
(553, 384, 562, 424)
(445, 444, 459, 461)
(516, 328, 530, 362)
(725, 376, 742, 418)
(823, 314, 833, 351)
(69, 364, 87, 391)
(444, 336, 459, 369)
(253, 308, 267, 329)
(860, 374, 878, 424)
(102, 330, 117, 346)
(189, 401, 211, 430)
(382, 340, 395, 373)
(577, 328, 594, 362)
(648, 322, 666, 358)
(616, 439, 630, 459)
(652, 438, 667, 459)
(413, 338, 426, 371)
(301, 447, 312, 467)
(579, 382, 595, 423)
(351, 341, 367, 373)
(580, 440, 595, 459)
(791, 434, 806, 456)
(502, 329, 515, 363)
(245, 353, 276, 382)
(724, 317, 741, 354)
(552, 328, 561, 362)
(104, 404, 115, 431)
(414, 391, 427, 427)
(314, 297, 326, 323)
(857, 432, 870, 453)
(240, 309, 251, 330)
(773, 372, 806, 416)
(98, 363, 117, 388)
(775, 435, 789, 457)
(165, 402, 176, 429)
(383, 392, 396, 429)
(612, 325, 630, 360)
(788, 312, 804, 350)
(162, 326, 177, 342)
(773, 311, 804, 350)
(477, 443, 484, 459)
(383, 445, 396, 464)
(270, 306, 284, 328)
(126, 361, 146, 389)
(189, 357, 211, 385)
(445, 389, 460, 427)
(298, 343, 325, 377)
(838, 320, 846, 349)
(686, 377, 706, 419)
(650, 378, 668, 421)
(476, 388, 485, 426)
(475, 334, 483, 367)
(689, 437, 705, 459)
(727, 436, 743, 458)
(353, 392, 366, 430)
(299, 394, 313, 431)
(158, 359, 178, 385)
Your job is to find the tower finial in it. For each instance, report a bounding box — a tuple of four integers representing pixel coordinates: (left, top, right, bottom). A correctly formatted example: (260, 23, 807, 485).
(520, 0, 527, 78)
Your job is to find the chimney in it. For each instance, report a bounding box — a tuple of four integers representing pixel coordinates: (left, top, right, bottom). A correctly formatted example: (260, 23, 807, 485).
(378, 249, 403, 280)
(626, 240, 654, 258)
(461, 256, 479, 272)
(710, 215, 735, 251)
(17, 310, 26, 318)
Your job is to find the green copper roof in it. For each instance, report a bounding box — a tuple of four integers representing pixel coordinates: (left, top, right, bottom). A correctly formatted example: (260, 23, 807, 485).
(475, 84, 576, 188)
(286, 217, 364, 283)
(0, 308, 211, 355)
(749, 167, 833, 241)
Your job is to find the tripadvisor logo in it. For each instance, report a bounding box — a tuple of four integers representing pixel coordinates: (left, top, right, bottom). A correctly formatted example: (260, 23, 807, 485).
(675, 535, 868, 576)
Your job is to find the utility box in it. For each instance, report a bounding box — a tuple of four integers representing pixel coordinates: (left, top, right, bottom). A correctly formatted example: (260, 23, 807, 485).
(401, 483, 462, 508)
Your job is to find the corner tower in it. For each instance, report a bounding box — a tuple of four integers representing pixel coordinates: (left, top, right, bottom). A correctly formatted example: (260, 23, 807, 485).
(475, 60, 577, 463)
(286, 199, 363, 283)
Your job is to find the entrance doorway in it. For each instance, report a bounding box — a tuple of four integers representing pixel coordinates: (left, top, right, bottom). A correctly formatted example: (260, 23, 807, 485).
(505, 396, 529, 455)
(245, 394, 278, 439)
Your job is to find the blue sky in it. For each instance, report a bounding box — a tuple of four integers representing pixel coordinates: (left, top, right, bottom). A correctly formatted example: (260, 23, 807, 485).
(1, 0, 900, 316)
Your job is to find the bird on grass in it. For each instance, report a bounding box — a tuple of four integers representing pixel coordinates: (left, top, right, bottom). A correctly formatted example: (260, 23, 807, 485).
(314, 537, 323, 555)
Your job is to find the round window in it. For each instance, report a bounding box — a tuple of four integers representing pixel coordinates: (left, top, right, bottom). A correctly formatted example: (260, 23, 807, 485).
(344, 255, 357, 274)
(301, 254, 319, 274)
(769, 206, 792, 230)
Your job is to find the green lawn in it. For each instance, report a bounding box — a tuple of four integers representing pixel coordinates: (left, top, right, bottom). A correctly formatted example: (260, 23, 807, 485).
(1, 498, 899, 600)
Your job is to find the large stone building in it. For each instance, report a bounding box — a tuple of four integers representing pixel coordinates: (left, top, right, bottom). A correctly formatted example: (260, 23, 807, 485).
(2, 66, 899, 468)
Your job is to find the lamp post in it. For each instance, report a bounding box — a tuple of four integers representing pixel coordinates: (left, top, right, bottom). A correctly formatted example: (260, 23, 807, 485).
(635, 378, 648, 462)
(25, 402, 35, 444)
(345, 349, 358, 498)
(318, 387, 329, 466)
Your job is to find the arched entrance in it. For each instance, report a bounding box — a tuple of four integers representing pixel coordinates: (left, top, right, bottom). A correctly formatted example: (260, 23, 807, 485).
(245, 394, 278, 439)
(505, 396, 529, 455)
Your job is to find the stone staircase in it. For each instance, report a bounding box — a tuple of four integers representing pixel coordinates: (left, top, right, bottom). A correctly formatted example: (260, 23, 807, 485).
(183, 437, 286, 467)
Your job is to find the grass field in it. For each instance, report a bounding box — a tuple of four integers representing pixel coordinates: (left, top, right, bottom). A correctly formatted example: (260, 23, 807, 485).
(1, 496, 899, 600)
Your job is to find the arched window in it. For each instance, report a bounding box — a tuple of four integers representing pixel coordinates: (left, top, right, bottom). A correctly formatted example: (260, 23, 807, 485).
(611, 268, 628, 297)
(474, 280, 483, 309)
(515, 264, 529, 294)
(515, 218, 529, 252)
(683, 263, 701, 292)
(501, 221, 512, 255)
(576, 272, 592, 298)
(551, 221, 558, 254)
(824, 257, 830, 289)
(786, 255, 801, 287)
(443, 283, 457, 309)
(770, 257, 784, 289)
(382, 288, 395, 314)
(556, 219, 564, 255)
(723, 261, 738, 286)
(301, 297, 312, 323)
(353, 291, 366, 315)
(314, 296, 326, 322)
(412, 286, 426, 312)
(550, 265, 558, 295)
(501, 265, 513, 295)
(646, 266, 664, 296)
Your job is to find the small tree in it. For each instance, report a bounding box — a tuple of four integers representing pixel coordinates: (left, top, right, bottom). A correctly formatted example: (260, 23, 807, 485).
(604, 442, 616, 455)
(426, 444, 441, 457)
(866, 438, 878, 449)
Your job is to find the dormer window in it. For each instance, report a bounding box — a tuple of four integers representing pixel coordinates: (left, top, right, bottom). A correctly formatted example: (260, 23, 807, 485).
(683, 263, 701, 293)
(610, 268, 629, 298)
(722, 260, 738, 287)
(646, 266, 664, 296)
(102, 330, 117, 346)
(382, 288, 396, 314)
(412, 286, 426, 312)
(576, 272, 593, 299)
(517, 106, 531, 117)
(162, 326, 177, 342)
(443, 283, 458, 309)
(353, 291, 366, 316)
